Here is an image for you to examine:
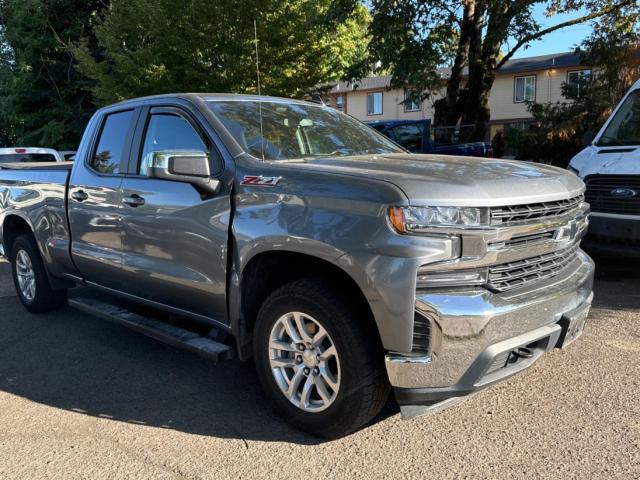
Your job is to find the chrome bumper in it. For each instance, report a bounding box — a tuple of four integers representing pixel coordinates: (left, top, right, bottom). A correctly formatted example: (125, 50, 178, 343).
(386, 250, 595, 392)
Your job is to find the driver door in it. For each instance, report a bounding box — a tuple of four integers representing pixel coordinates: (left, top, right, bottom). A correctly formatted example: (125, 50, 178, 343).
(118, 105, 231, 323)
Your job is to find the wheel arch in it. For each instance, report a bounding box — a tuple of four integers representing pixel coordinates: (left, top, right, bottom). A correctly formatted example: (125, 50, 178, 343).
(233, 249, 382, 360)
(1, 212, 72, 291)
(1, 213, 35, 257)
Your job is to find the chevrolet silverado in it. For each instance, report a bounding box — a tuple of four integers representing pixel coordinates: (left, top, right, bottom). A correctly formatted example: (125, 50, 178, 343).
(0, 94, 594, 438)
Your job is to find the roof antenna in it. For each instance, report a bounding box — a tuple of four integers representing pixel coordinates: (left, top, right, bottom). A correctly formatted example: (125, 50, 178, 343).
(254, 19, 265, 161)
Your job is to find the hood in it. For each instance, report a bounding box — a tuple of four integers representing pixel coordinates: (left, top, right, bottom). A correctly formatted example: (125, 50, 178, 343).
(280, 153, 584, 207)
(570, 145, 640, 177)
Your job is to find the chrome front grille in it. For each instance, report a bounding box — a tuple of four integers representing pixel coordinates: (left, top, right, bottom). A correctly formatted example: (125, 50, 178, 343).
(489, 230, 555, 250)
(490, 195, 584, 225)
(487, 243, 580, 292)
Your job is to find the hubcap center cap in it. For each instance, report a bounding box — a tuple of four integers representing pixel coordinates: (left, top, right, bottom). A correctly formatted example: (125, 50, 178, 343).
(302, 349, 318, 368)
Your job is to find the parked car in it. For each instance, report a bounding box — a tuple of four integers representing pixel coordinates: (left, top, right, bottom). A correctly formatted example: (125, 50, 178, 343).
(0, 147, 73, 165)
(569, 78, 640, 257)
(0, 94, 593, 438)
(367, 119, 493, 157)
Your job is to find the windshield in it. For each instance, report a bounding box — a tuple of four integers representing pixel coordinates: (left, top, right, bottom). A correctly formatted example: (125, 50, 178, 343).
(207, 100, 404, 161)
(597, 90, 640, 147)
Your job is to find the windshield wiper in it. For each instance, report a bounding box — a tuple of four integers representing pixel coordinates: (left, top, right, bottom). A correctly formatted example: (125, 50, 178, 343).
(301, 150, 345, 158)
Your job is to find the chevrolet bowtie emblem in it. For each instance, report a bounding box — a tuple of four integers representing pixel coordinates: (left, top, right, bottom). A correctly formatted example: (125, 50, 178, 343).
(555, 220, 577, 242)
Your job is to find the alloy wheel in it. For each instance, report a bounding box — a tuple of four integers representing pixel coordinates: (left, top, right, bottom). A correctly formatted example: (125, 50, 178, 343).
(268, 311, 341, 412)
(15, 249, 36, 302)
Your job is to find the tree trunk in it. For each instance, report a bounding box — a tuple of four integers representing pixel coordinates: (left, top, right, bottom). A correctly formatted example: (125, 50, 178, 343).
(441, 0, 475, 126)
(458, 0, 487, 140)
(462, 0, 511, 141)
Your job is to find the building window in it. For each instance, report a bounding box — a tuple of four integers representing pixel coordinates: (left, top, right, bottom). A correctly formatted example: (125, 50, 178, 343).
(336, 95, 344, 111)
(514, 75, 536, 103)
(367, 91, 383, 115)
(566, 70, 592, 96)
(404, 90, 421, 112)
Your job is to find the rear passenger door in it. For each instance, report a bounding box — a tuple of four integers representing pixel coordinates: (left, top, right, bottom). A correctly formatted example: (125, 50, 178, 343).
(118, 104, 231, 323)
(68, 107, 139, 290)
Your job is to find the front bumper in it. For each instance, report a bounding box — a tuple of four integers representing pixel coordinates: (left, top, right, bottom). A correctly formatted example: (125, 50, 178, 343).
(386, 250, 594, 414)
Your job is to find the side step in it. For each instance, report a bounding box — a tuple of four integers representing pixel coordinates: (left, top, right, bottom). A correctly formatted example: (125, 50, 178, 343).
(68, 294, 233, 364)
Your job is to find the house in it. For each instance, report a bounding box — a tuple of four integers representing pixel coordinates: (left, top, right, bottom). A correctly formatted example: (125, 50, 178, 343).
(325, 52, 591, 139)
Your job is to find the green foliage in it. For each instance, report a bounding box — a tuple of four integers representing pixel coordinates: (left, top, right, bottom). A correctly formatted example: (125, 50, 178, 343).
(75, 0, 370, 105)
(364, 1, 457, 95)
(0, 0, 104, 148)
(505, 123, 583, 168)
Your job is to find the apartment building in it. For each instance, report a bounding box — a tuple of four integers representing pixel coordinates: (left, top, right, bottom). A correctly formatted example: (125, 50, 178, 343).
(325, 52, 591, 138)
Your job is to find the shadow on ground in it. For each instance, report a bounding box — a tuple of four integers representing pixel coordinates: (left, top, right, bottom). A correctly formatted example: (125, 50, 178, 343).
(589, 252, 640, 310)
(0, 275, 396, 445)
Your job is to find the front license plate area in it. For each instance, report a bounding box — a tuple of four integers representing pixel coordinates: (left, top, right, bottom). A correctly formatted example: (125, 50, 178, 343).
(559, 303, 591, 348)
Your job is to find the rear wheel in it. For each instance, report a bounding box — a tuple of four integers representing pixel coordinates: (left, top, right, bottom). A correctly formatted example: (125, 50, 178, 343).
(10, 234, 67, 313)
(253, 279, 390, 438)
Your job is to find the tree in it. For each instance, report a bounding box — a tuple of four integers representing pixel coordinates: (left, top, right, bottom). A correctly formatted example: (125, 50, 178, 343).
(74, 0, 369, 105)
(0, 0, 105, 148)
(364, 0, 638, 140)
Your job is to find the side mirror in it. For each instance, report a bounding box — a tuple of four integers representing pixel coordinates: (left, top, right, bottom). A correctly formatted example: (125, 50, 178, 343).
(147, 150, 220, 194)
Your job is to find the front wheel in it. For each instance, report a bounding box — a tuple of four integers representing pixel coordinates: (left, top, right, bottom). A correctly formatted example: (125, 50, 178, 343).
(253, 279, 390, 438)
(10, 234, 67, 313)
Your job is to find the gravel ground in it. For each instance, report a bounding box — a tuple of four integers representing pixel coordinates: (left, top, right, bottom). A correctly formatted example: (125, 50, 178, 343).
(0, 256, 638, 479)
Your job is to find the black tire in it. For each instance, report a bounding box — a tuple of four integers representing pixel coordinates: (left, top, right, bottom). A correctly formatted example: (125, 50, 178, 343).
(253, 278, 390, 438)
(10, 234, 67, 313)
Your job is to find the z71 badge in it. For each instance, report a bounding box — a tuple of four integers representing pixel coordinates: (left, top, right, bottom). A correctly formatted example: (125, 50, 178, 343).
(240, 175, 282, 187)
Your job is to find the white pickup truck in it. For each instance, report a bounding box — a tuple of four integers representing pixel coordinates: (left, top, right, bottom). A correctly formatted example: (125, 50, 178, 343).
(0, 147, 75, 165)
(569, 79, 640, 256)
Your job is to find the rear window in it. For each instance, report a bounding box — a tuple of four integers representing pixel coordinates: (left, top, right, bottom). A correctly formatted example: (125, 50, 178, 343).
(90, 110, 134, 174)
(390, 123, 424, 152)
(0, 153, 57, 163)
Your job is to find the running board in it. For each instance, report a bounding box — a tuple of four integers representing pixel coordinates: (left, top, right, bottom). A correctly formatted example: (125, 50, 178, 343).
(68, 294, 233, 364)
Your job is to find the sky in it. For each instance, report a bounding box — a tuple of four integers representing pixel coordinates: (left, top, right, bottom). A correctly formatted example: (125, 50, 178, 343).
(510, 4, 594, 58)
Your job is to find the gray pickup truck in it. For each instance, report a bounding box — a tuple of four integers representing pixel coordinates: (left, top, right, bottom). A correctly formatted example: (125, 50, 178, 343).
(0, 94, 594, 438)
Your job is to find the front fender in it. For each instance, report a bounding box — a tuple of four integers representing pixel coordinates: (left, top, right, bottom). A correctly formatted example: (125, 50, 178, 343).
(231, 188, 455, 352)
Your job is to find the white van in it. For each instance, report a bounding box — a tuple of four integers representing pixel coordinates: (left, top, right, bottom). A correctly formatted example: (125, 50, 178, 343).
(569, 79, 640, 256)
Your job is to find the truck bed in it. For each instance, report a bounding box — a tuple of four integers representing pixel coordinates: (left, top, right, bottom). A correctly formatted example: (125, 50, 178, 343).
(0, 166, 72, 278)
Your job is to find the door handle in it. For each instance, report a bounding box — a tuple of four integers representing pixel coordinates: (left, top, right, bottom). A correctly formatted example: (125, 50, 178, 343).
(122, 194, 145, 207)
(71, 190, 88, 202)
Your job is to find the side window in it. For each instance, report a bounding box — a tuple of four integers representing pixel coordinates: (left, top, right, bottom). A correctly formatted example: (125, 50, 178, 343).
(514, 75, 536, 103)
(139, 114, 206, 175)
(90, 110, 134, 174)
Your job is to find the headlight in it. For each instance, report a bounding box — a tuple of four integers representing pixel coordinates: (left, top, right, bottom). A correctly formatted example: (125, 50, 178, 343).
(388, 206, 488, 233)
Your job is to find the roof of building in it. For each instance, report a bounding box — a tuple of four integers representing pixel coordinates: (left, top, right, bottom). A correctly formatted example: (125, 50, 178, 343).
(330, 51, 584, 93)
(498, 51, 583, 73)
